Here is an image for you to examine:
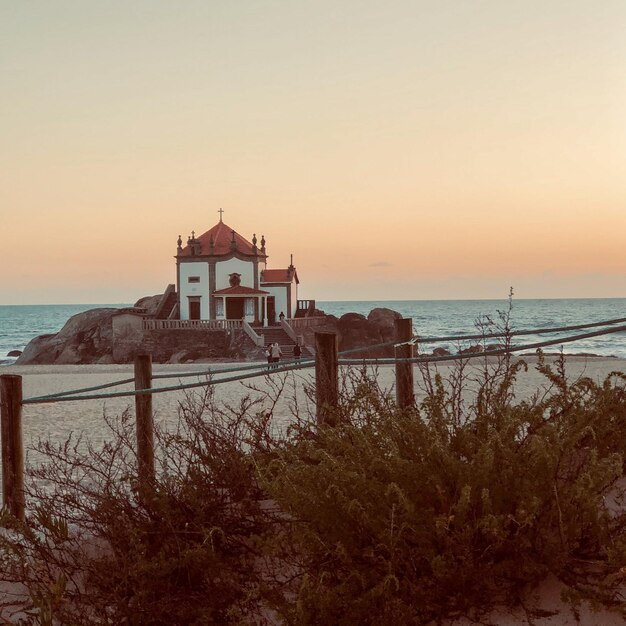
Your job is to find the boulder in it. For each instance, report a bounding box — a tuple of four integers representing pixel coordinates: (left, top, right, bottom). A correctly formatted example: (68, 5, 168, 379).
(336, 314, 379, 355)
(432, 347, 451, 357)
(367, 308, 403, 343)
(168, 350, 189, 364)
(16, 308, 121, 365)
(17, 334, 62, 365)
(336, 310, 402, 358)
(7, 350, 22, 357)
(485, 343, 505, 352)
(134, 294, 162, 316)
(459, 344, 483, 355)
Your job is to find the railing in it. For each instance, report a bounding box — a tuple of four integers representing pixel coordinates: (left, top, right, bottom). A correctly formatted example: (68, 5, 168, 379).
(243, 320, 265, 347)
(142, 319, 243, 331)
(296, 299, 315, 311)
(280, 319, 301, 345)
(287, 317, 326, 329)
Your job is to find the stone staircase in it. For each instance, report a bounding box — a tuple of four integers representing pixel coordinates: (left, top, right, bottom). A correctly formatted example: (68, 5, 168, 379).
(260, 327, 311, 359)
(154, 285, 178, 320)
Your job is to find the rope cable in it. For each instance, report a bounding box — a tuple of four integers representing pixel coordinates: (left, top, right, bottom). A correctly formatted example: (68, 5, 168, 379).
(338, 323, 626, 366)
(18, 318, 626, 405)
(22, 360, 315, 405)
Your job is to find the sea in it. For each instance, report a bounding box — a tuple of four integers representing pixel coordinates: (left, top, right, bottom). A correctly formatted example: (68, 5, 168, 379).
(1, 298, 626, 365)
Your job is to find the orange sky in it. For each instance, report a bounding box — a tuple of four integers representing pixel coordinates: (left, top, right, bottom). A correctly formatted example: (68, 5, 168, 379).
(1, 1, 625, 304)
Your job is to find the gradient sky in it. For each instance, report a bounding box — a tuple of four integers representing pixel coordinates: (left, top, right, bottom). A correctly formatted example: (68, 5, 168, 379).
(1, 0, 625, 304)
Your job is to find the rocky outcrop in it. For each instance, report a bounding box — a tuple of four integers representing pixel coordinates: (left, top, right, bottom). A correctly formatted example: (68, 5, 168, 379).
(17, 305, 263, 365)
(134, 294, 162, 316)
(16, 308, 122, 365)
(367, 308, 403, 342)
(336, 313, 386, 358)
(7, 350, 22, 357)
(303, 307, 404, 358)
(15, 302, 409, 365)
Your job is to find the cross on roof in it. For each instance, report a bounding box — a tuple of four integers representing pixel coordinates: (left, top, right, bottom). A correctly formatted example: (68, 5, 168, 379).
(218, 207, 224, 222)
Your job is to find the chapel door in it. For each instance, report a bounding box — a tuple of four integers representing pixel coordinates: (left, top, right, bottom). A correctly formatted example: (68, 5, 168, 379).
(189, 299, 201, 320)
(226, 298, 245, 319)
(267, 296, 276, 325)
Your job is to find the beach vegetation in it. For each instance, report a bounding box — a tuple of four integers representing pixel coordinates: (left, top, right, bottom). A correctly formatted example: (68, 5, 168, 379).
(1, 339, 626, 623)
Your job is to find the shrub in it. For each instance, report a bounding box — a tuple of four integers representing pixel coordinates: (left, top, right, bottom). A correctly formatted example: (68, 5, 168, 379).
(0, 386, 285, 626)
(2, 351, 626, 625)
(260, 355, 626, 625)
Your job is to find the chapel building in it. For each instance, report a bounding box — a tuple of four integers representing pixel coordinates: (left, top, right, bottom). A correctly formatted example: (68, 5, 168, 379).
(176, 212, 300, 326)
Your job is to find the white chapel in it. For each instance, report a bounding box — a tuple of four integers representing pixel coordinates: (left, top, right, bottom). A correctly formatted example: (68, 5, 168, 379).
(176, 211, 300, 326)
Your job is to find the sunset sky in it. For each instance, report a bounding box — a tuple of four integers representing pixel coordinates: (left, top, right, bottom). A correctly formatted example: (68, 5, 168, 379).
(2, 1, 625, 304)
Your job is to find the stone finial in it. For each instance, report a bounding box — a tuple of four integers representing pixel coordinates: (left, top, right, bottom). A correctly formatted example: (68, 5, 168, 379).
(230, 229, 237, 251)
(177, 235, 182, 251)
(260, 235, 266, 253)
(289, 253, 294, 269)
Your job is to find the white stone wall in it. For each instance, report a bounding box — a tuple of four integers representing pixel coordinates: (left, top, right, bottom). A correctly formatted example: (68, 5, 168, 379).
(290, 280, 298, 317)
(215, 258, 255, 290)
(263, 285, 288, 321)
(179, 262, 209, 319)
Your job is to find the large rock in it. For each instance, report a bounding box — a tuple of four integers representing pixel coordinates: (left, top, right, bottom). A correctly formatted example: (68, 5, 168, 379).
(335, 309, 404, 358)
(16, 303, 264, 365)
(134, 294, 162, 316)
(16, 308, 121, 365)
(367, 307, 403, 343)
(297, 309, 405, 359)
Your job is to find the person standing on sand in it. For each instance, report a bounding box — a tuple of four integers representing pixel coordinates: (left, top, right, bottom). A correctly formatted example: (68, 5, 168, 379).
(271, 342, 282, 368)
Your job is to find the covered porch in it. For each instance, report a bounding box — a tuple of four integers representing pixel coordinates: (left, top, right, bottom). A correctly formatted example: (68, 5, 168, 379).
(212, 285, 270, 326)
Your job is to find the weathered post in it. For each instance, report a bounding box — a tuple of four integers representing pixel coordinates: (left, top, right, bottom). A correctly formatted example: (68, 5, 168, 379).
(1, 375, 25, 521)
(395, 318, 415, 409)
(134, 355, 155, 487)
(315, 332, 339, 426)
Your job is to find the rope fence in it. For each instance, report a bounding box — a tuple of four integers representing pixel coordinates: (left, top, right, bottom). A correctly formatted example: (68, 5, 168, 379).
(16, 315, 626, 404)
(2, 315, 626, 520)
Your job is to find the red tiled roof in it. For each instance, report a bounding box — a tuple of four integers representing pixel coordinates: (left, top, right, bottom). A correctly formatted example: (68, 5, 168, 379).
(213, 286, 269, 296)
(261, 268, 298, 284)
(179, 221, 263, 257)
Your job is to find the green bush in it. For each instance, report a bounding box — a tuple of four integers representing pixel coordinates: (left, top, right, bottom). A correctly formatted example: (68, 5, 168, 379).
(261, 355, 626, 625)
(2, 353, 626, 625)
(0, 387, 285, 625)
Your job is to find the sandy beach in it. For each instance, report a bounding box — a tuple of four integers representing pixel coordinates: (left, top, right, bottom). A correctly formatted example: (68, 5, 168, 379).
(2, 356, 626, 625)
(3, 355, 625, 457)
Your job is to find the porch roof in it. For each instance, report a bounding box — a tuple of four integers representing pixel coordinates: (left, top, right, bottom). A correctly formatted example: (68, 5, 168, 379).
(213, 286, 270, 296)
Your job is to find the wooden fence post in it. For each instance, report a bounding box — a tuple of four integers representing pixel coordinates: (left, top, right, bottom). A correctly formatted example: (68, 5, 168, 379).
(134, 355, 155, 487)
(315, 332, 339, 426)
(395, 318, 415, 409)
(1, 375, 25, 521)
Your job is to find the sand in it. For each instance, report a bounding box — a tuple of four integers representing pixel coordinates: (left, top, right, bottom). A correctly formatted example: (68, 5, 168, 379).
(1, 356, 626, 624)
(5, 356, 625, 448)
